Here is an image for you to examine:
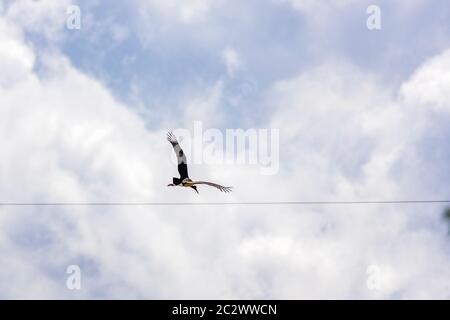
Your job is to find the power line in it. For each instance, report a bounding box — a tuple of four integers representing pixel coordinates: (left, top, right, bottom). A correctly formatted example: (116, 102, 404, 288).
(0, 200, 450, 206)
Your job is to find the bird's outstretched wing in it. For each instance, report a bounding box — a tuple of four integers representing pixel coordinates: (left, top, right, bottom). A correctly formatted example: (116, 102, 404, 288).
(167, 132, 189, 179)
(192, 181, 233, 193)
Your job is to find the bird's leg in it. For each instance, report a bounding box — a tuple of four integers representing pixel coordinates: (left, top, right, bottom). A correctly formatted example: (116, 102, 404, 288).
(191, 186, 199, 194)
(167, 183, 175, 187)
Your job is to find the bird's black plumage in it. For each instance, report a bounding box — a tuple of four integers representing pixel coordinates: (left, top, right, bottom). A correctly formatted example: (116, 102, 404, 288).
(167, 132, 189, 180)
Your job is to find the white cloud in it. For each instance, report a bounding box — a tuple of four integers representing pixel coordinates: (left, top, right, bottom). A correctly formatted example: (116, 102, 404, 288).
(275, 0, 356, 13)
(222, 47, 242, 78)
(276, 0, 427, 15)
(136, 0, 213, 23)
(400, 49, 450, 112)
(0, 19, 34, 86)
(5, 0, 71, 41)
(266, 57, 450, 298)
(0, 1, 450, 299)
(111, 24, 130, 42)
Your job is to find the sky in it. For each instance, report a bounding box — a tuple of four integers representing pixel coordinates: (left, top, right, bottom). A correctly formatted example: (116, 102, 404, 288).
(0, 0, 450, 299)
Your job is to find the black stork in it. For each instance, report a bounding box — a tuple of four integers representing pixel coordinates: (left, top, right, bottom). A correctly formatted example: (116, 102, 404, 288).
(167, 132, 232, 194)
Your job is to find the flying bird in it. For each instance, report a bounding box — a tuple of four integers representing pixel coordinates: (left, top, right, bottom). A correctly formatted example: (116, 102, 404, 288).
(167, 132, 232, 194)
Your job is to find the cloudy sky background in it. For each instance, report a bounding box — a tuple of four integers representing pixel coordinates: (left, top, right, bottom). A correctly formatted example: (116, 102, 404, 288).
(1, 0, 450, 299)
